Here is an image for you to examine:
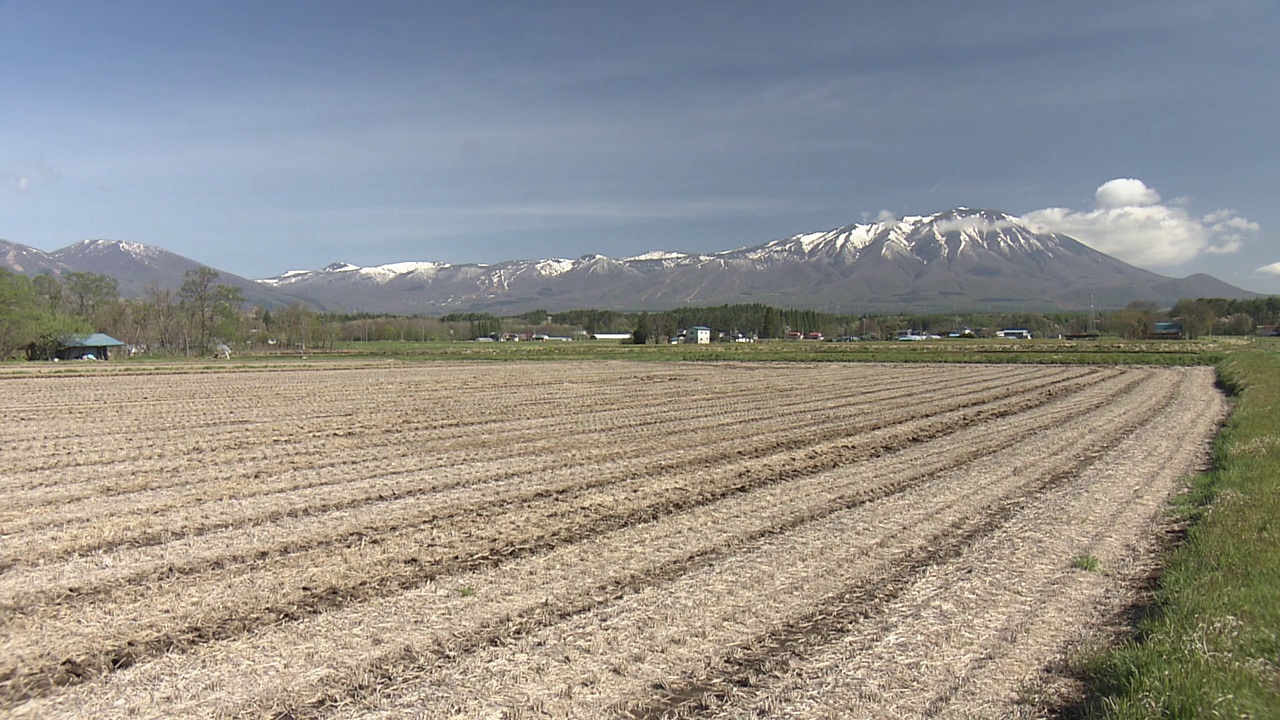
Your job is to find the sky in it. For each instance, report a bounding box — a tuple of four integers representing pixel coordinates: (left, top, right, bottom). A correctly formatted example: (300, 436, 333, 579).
(2, 0, 1278, 292)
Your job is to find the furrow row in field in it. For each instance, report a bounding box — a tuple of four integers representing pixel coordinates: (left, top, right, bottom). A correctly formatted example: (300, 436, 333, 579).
(691, 367, 1225, 719)
(0, 363, 985, 497)
(613, 416, 1163, 720)
(1, 365, 1135, 636)
(312, 370, 1187, 720)
(0, 367, 1151, 708)
(0, 383, 628, 478)
(0, 366, 1082, 568)
(0, 363, 718, 469)
(5, 366, 1177, 712)
(0, 360, 857, 440)
(0, 364, 1113, 607)
(0, 364, 1002, 531)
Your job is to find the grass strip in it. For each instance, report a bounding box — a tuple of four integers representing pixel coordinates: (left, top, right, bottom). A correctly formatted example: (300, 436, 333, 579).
(1079, 341, 1280, 717)
(0, 338, 1232, 374)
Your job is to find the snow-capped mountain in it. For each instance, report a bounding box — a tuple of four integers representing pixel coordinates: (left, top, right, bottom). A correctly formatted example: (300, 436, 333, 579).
(257, 208, 1255, 313)
(3, 208, 1258, 313)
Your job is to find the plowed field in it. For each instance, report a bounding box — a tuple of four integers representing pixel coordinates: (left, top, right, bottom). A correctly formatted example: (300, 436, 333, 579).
(0, 361, 1226, 719)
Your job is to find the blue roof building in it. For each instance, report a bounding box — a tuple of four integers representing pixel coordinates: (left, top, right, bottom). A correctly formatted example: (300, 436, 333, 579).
(40, 333, 126, 361)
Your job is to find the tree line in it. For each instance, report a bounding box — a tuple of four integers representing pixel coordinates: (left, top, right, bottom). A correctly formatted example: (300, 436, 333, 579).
(0, 267, 246, 359)
(3, 271, 1277, 361)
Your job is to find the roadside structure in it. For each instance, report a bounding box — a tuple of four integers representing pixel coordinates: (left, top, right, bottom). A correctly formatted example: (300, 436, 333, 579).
(49, 333, 126, 361)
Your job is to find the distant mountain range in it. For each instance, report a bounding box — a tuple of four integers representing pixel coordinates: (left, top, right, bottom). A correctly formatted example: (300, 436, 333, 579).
(2, 208, 1259, 314)
(1, 238, 308, 310)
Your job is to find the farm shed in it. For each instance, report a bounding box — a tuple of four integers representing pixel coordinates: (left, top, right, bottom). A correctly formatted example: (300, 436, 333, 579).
(590, 332, 633, 341)
(1149, 321, 1185, 340)
(52, 333, 126, 360)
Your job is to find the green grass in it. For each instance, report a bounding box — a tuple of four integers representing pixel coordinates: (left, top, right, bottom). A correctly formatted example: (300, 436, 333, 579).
(1072, 554, 1102, 572)
(3, 336, 1235, 369)
(2, 337, 1232, 380)
(1077, 340, 1280, 717)
(288, 337, 1232, 366)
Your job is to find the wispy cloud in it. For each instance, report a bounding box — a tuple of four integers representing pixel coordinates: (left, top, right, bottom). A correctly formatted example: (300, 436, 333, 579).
(1023, 178, 1260, 268)
(2, 162, 60, 192)
(932, 217, 1019, 235)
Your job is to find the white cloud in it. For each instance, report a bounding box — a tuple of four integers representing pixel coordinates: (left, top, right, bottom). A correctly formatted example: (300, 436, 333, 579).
(16, 176, 30, 191)
(1022, 178, 1260, 268)
(1258, 262, 1280, 277)
(1094, 178, 1160, 208)
(933, 216, 1019, 235)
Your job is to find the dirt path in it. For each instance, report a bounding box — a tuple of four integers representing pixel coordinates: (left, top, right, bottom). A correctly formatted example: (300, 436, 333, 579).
(0, 362, 1225, 719)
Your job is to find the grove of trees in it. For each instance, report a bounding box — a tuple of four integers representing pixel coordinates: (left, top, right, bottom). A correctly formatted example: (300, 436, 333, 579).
(3, 267, 1279, 362)
(1, 268, 249, 359)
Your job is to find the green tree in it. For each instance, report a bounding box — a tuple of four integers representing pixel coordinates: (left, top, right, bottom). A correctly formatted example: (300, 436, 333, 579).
(0, 269, 89, 360)
(1107, 301, 1157, 340)
(761, 306, 783, 339)
(63, 271, 118, 324)
(633, 312, 652, 345)
(30, 273, 64, 314)
(1170, 299, 1216, 339)
(1217, 313, 1255, 336)
(179, 268, 243, 352)
(468, 314, 502, 339)
(516, 308, 550, 325)
(0, 270, 41, 359)
(280, 303, 313, 348)
(210, 284, 246, 345)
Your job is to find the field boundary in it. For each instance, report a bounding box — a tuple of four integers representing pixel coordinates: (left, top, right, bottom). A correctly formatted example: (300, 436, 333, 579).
(1073, 340, 1280, 717)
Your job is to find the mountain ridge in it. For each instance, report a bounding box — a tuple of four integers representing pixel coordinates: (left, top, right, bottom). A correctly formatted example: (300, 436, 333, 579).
(257, 208, 1257, 313)
(2, 238, 309, 309)
(3, 208, 1260, 314)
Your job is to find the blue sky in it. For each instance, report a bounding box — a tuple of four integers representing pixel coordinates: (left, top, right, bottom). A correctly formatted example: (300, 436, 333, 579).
(3, 0, 1278, 292)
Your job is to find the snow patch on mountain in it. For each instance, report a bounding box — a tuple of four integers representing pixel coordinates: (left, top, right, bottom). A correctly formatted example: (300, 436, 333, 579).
(623, 250, 688, 262)
(55, 239, 165, 260)
(535, 259, 575, 276)
(381, 261, 450, 275)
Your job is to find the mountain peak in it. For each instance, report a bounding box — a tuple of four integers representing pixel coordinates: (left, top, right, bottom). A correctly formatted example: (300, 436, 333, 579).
(926, 207, 1017, 224)
(56, 239, 165, 260)
(323, 262, 360, 272)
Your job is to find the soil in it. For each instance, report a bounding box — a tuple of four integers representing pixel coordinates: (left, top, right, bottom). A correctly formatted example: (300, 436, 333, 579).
(0, 361, 1226, 719)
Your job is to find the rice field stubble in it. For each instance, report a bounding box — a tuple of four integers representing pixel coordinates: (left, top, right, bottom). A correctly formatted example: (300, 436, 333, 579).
(0, 360, 1226, 719)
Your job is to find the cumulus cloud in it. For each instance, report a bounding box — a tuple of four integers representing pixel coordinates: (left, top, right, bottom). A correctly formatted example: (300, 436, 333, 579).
(1094, 178, 1161, 208)
(1257, 262, 1280, 277)
(1022, 178, 1260, 268)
